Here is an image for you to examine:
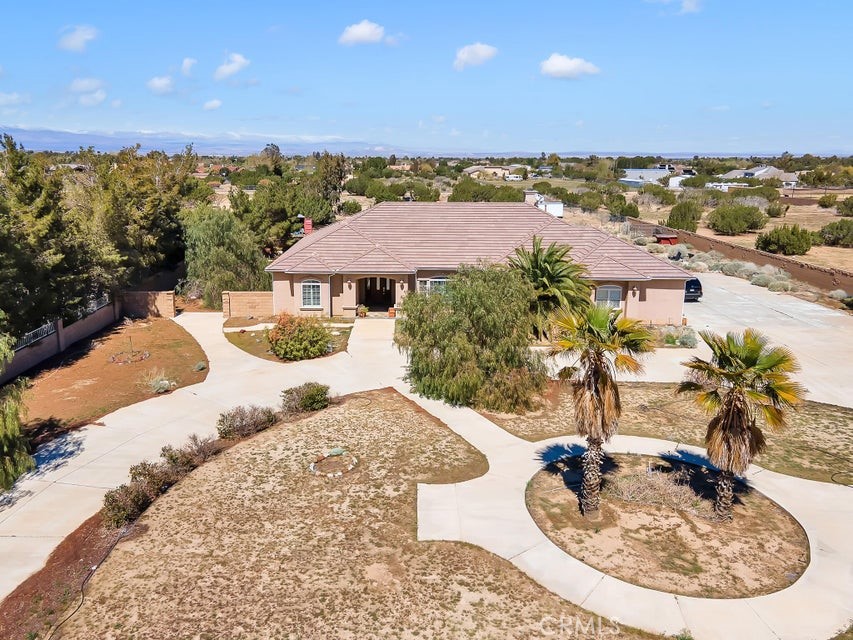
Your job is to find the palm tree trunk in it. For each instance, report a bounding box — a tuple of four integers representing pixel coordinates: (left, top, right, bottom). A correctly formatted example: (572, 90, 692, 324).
(581, 438, 604, 515)
(715, 470, 735, 520)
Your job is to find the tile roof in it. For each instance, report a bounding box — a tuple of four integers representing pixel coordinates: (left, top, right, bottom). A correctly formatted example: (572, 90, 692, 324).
(266, 202, 690, 281)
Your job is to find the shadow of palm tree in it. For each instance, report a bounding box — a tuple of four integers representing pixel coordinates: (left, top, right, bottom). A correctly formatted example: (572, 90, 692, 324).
(658, 450, 751, 504)
(535, 442, 621, 496)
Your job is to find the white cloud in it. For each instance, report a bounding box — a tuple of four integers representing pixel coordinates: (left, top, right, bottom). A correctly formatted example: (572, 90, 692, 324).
(0, 92, 28, 107)
(648, 0, 701, 14)
(58, 25, 98, 52)
(111, 99, 122, 108)
(338, 19, 384, 45)
(540, 53, 600, 79)
(453, 43, 498, 71)
(69, 77, 103, 93)
(214, 53, 250, 80)
(450, 128, 462, 137)
(432, 115, 446, 124)
(78, 89, 106, 107)
(181, 57, 197, 76)
(147, 75, 174, 95)
(203, 99, 222, 111)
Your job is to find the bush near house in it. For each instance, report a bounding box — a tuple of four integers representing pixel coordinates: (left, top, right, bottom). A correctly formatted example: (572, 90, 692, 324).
(707, 204, 767, 235)
(341, 200, 362, 214)
(755, 224, 813, 256)
(395, 264, 547, 413)
(281, 382, 330, 416)
(267, 313, 332, 361)
(838, 198, 853, 217)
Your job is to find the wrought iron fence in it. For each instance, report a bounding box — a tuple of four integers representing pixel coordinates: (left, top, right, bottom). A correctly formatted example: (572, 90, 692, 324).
(13, 321, 57, 351)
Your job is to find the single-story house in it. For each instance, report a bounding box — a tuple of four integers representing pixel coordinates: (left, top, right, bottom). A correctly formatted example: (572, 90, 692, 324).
(523, 189, 564, 218)
(720, 165, 798, 188)
(462, 165, 511, 179)
(618, 168, 673, 188)
(265, 202, 691, 325)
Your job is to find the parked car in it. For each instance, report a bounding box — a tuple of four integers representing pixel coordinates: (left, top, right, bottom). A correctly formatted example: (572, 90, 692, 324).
(684, 278, 703, 302)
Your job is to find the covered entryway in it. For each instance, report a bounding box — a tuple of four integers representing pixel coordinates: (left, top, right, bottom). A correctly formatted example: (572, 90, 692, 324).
(357, 277, 396, 311)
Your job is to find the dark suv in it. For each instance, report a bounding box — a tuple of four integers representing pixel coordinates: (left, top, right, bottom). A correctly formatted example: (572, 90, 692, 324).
(684, 278, 703, 302)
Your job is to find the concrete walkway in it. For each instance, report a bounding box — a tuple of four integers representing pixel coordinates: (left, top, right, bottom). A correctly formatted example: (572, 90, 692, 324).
(0, 314, 402, 600)
(412, 396, 853, 640)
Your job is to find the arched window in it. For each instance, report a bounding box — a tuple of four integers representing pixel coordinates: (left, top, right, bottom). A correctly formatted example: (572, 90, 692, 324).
(301, 279, 321, 308)
(595, 285, 622, 308)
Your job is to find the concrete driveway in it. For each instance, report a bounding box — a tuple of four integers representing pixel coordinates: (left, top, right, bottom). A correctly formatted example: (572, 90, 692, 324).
(623, 272, 853, 408)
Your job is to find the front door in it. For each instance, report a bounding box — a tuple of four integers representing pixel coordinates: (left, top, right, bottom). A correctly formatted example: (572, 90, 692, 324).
(360, 277, 395, 310)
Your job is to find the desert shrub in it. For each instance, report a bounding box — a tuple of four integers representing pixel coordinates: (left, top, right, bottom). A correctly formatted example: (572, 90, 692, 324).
(819, 219, 853, 247)
(281, 382, 330, 415)
(140, 368, 176, 394)
(341, 200, 362, 214)
(666, 243, 690, 259)
(750, 273, 774, 287)
(736, 263, 760, 279)
(678, 329, 698, 348)
(129, 460, 179, 499)
(707, 204, 767, 235)
(102, 483, 153, 528)
(768, 280, 795, 292)
(633, 236, 650, 246)
(839, 198, 853, 217)
(729, 185, 780, 202)
(755, 224, 813, 255)
(267, 313, 332, 361)
(817, 194, 838, 208)
(844, 298, 853, 310)
(604, 467, 707, 517)
(216, 405, 277, 439)
(685, 261, 708, 273)
(160, 434, 219, 473)
(193, 361, 207, 371)
(720, 260, 745, 276)
(664, 333, 677, 345)
(647, 243, 667, 254)
(734, 196, 770, 211)
(579, 190, 604, 212)
(639, 183, 677, 206)
(663, 201, 702, 232)
(766, 202, 789, 218)
(621, 202, 641, 218)
(829, 289, 849, 300)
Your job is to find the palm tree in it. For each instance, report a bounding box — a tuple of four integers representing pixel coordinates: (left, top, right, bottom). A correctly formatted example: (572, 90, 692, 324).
(551, 305, 654, 514)
(509, 236, 591, 339)
(677, 329, 805, 520)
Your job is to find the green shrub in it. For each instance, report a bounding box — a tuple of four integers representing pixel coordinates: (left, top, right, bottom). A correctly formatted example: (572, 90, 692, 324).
(280, 382, 330, 415)
(721, 260, 745, 276)
(755, 224, 813, 255)
(160, 434, 218, 474)
(579, 190, 604, 212)
(216, 405, 277, 439)
(639, 183, 677, 205)
(267, 313, 332, 361)
(633, 236, 650, 246)
(341, 200, 362, 214)
(843, 297, 853, 310)
(750, 273, 774, 287)
(766, 202, 789, 218)
(129, 460, 179, 499)
(664, 333, 677, 345)
(707, 204, 767, 235)
(729, 185, 779, 202)
(664, 201, 702, 232)
(768, 280, 794, 292)
(678, 329, 698, 348)
(102, 482, 153, 528)
(837, 198, 853, 217)
(817, 194, 837, 208)
(820, 219, 853, 247)
(685, 261, 708, 272)
(621, 202, 641, 218)
(647, 243, 667, 254)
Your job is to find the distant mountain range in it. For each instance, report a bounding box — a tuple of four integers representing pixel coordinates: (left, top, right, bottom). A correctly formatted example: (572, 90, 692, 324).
(1, 125, 844, 158)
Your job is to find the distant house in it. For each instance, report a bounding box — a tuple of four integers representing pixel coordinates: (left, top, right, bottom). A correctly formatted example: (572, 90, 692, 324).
(705, 182, 751, 192)
(463, 165, 511, 179)
(265, 202, 690, 324)
(524, 189, 564, 218)
(618, 168, 673, 188)
(720, 165, 798, 188)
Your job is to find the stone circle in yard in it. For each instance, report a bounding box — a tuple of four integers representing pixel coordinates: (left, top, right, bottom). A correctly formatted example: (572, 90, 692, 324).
(108, 350, 150, 364)
(308, 448, 358, 478)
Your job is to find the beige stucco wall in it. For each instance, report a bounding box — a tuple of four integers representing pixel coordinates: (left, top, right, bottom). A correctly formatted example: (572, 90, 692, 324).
(272, 273, 412, 318)
(597, 279, 685, 326)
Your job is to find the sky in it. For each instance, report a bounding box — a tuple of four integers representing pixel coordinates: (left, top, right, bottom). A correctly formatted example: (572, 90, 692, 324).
(1, 0, 851, 155)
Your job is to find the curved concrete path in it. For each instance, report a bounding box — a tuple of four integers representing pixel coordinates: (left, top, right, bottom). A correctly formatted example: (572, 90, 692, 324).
(412, 395, 853, 640)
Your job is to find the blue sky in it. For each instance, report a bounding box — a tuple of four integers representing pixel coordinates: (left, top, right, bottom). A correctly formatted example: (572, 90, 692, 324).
(1, 0, 851, 154)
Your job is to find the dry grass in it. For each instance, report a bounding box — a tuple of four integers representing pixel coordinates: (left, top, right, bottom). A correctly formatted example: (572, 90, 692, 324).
(527, 454, 809, 598)
(485, 382, 853, 484)
(56, 389, 657, 640)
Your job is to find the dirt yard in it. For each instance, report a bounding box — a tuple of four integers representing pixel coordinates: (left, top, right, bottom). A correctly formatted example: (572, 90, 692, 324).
(485, 382, 853, 484)
(527, 454, 809, 598)
(53, 389, 658, 639)
(21, 318, 208, 446)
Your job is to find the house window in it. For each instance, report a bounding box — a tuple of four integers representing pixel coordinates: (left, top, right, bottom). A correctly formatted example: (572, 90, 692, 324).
(595, 285, 622, 308)
(417, 276, 448, 295)
(301, 279, 321, 308)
